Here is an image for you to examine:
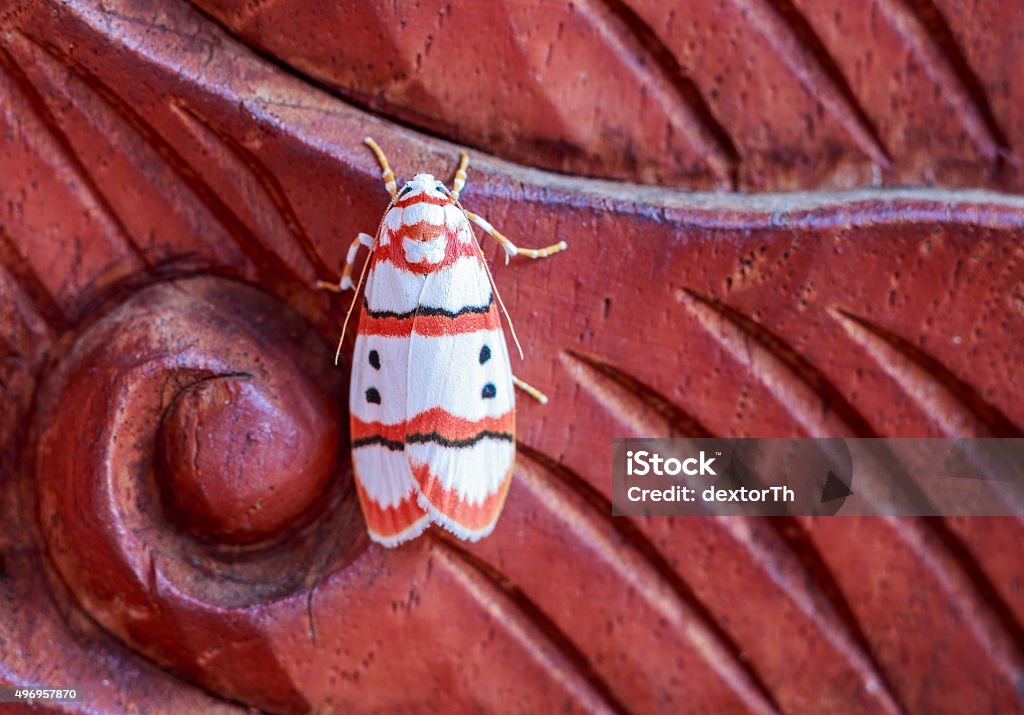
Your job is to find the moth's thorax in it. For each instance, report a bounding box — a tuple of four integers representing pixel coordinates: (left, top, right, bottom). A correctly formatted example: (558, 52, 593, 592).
(378, 174, 476, 274)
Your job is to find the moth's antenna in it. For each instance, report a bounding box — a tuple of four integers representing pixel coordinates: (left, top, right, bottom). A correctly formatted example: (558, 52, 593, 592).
(364, 137, 398, 198)
(476, 235, 524, 360)
(335, 249, 374, 365)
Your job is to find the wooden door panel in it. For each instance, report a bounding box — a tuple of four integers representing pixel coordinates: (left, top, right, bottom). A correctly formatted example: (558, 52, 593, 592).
(1, 1, 1022, 713)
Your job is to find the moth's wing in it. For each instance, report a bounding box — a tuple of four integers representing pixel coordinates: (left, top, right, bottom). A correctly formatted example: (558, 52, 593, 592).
(406, 253, 516, 541)
(350, 259, 430, 546)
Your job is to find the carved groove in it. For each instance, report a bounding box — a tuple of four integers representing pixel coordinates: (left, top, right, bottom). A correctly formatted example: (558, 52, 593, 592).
(562, 349, 712, 437)
(586, 0, 742, 187)
(179, 0, 1024, 191)
(832, 308, 1022, 438)
(192, 0, 740, 189)
(517, 445, 782, 715)
(0, 227, 69, 330)
(0, 42, 151, 277)
(432, 537, 627, 715)
(740, 0, 891, 166)
(174, 102, 335, 281)
(758, 516, 909, 714)
(874, 0, 1013, 163)
(182, 0, 473, 163)
(677, 289, 876, 437)
(884, 517, 1024, 693)
(832, 308, 1024, 519)
(903, 0, 1013, 161)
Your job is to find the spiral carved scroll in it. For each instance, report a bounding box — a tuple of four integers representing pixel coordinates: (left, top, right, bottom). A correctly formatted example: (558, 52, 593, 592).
(34, 277, 350, 712)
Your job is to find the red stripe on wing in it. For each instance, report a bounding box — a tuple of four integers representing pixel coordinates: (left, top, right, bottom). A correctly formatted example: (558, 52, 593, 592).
(408, 408, 514, 441)
(386, 222, 447, 243)
(351, 409, 514, 445)
(358, 306, 500, 337)
(350, 417, 406, 445)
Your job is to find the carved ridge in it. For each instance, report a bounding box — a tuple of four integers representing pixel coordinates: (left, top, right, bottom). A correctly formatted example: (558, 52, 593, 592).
(759, 516, 908, 714)
(830, 307, 1024, 519)
(526, 436, 903, 711)
(884, 516, 1024, 696)
(531, 349, 906, 713)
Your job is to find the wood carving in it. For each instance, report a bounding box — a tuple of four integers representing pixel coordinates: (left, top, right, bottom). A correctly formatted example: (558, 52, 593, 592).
(0, 0, 1022, 713)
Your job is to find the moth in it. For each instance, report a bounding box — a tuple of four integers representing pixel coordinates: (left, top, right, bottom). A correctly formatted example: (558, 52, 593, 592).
(319, 138, 567, 547)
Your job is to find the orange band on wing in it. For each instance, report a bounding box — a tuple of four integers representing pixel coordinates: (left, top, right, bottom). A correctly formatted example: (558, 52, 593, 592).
(411, 461, 513, 533)
(351, 417, 406, 447)
(351, 408, 514, 448)
(407, 408, 514, 442)
(386, 222, 447, 242)
(358, 307, 500, 337)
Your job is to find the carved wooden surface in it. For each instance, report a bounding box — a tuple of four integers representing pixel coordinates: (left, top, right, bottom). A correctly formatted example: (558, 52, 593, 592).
(0, 1, 1022, 713)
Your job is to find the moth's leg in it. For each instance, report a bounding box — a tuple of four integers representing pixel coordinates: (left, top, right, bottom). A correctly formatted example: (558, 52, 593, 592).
(316, 232, 375, 292)
(364, 137, 398, 198)
(465, 211, 568, 264)
(450, 149, 469, 201)
(513, 375, 549, 405)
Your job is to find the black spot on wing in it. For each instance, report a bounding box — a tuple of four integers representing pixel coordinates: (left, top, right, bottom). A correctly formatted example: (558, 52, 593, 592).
(368, 349, 381, 370)
(482, 383, 496, 399)
(479, 345, 491, 364)
(365, 387, 381, 404)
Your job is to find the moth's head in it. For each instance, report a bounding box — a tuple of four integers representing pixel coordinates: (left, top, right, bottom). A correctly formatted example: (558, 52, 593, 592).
(395, 173, 452, 204)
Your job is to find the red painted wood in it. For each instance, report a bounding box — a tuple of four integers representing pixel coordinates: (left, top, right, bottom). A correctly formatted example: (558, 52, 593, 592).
(193, 0, 1024, 191)
(0, 1, 1022, 713)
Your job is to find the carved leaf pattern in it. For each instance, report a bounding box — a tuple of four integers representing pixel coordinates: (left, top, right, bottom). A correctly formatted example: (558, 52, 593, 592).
(0, 1, 1022, 713)
(191, 0, 1024, 191)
